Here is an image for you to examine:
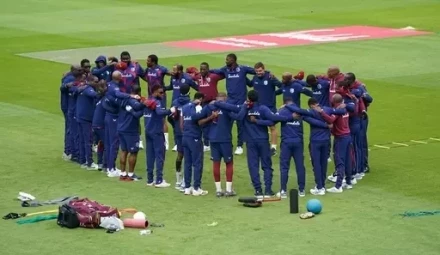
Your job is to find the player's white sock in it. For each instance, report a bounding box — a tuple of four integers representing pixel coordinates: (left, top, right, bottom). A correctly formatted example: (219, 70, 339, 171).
(215, 182, 222, 192)
(164, 133, 169, 150)
(271, 144, 277, 150)
(176, 172, 182, 183)
(120, 171, 127, 176)
(226, 182, 232, 192)
(128, 172, 134, 177)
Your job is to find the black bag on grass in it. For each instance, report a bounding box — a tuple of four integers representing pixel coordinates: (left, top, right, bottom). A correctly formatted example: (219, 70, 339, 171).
(57, 204, 80, 229)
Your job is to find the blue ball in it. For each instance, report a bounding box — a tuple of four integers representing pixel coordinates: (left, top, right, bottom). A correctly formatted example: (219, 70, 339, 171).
(306, 199, 322, 214)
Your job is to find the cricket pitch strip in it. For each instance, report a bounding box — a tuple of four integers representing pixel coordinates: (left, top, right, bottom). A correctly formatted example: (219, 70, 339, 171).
(18, 26, 431, 65)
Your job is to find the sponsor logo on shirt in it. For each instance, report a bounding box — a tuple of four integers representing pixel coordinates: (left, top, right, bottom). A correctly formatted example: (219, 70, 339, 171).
(183, 116, 192, 120)
(121, 73, 133, 78)
(286, 121, 301, 126)
(227, 74, 240, 79)
(143, 114, 152, 118)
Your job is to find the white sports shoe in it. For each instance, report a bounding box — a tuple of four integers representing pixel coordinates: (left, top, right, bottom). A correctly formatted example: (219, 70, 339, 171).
(175, 182, 182, 190)
(139, 140, 144, 150)
(86, 163, 99, 171)
(184, 187, 192, 195)
(344, 178, 357, 185)
(107, 169, 121, 177)
(62, 153, 71, 161)
(155, 181, 171, 188)
(326, 187, 343, 193)
(328, 175, 337, 183)
(234, 146, 243, 155)
(80, 164, 87, 169)
(146, 182, 155, 187)
(342, 183, 353, 190)
(172, 145, 177, 152)
(93, 145, 98, 153)
(192, 188, 208, 196)
(310, 187, 325, 196)
(276, 190, 288, 199)
(354, 173, 363, 180)
(203, 146, 210, 152)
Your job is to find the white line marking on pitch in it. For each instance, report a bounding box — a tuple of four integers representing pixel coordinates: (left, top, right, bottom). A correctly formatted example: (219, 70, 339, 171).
(374, 145, 390, 149)
(392, 142, 409, 147)
(429, 137, 440, 141)
(410, 140, 427, 144)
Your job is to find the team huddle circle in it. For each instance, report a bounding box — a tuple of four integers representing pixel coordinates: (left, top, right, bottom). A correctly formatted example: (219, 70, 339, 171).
(61, 52, 372, 199)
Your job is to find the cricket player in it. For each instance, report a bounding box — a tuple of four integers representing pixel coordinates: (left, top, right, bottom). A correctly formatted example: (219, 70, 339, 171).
(345, 72, 373, 173)
(316, 66, 345, 164)
(238, 90, 280, 198)
(248, 62, 283, 156)
(333, 80, 365, 182)
(60, 66, 74, 160)
(166, 64, 198, 103)
(118, 84, 145, 181)
(102, 71, 138, 177)
(92, 97, 107, 170)
(302, 98, 335, 195)
(143, 54, 172, 150)
(119, 51, 145, 149)
(187, 62, 224, 152)
(170, 85, 191, 190)
(91, 55, 114, 82)
(166, 64, 198, 153)
(210, 53, 256, 155)
(314, 94, 353, 193)
(320, 66, 345, 105)
(144, 85, 174, 188)
(344, 88, 363, 180)
(181, 92, 215, 196)
(305, 74, 331, 108)
(76, 78, 103, 170)
(80, 59, 92, 77)
(64, 66, 85, 163)
(276, 97, 316, 198)
(277, 72, 314, 107)
(204, 93, 246, 197)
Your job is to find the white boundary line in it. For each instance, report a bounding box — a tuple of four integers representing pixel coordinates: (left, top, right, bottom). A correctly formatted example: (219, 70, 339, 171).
(429, 137, 440, 141)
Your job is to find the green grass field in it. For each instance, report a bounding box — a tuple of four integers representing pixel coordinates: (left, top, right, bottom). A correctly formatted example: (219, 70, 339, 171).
(1, 0, 440, 254)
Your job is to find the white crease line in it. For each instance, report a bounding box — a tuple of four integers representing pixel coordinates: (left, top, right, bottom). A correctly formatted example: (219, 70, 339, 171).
(374, 145, 390, 149)
(410, 140, 427, 144)
(392, 142, 409, 147)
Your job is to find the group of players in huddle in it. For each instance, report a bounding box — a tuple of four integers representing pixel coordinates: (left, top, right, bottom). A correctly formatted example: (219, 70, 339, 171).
(60, 51, 373, 198)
